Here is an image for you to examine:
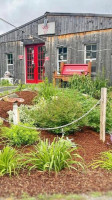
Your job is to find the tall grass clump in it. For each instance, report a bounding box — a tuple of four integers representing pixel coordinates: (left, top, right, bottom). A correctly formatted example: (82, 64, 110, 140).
(25, 137, 84, 173)
(0, 146, 21, 176)
(91, 151, 112, 170)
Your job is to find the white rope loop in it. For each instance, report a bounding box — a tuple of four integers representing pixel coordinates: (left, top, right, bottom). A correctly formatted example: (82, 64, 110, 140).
(0, 99, 101, 131)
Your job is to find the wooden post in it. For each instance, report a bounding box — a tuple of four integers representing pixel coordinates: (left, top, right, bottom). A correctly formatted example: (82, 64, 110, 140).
(60, 62, 64, 74)
(13, 102, 20, 125)
(53, 72, 57, 86)
(100, 88, 107, 142)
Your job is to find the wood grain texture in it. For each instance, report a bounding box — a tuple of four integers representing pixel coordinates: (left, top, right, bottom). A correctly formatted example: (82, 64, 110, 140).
(0, 13, 112, 83)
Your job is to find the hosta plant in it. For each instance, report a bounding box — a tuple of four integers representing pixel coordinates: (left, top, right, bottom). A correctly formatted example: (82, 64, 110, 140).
(1, 124, 40, 147)
(25, 137, 84, 173)
(0, 146, 21, 176)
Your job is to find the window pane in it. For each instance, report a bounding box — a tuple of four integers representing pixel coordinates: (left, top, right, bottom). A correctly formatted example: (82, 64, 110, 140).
(7, 54, 13, 64)
(59, 48, 63, 54)
(63, 54, 67, 60)
(86, 52, 91, 59)
(92, 45, 97, 51)
(57, 47, 67, 73)
(10, 59, 13, 64)
(92, 52, 96, 59)
(63, 48, 67, 53)
(86, 45, 91, 51)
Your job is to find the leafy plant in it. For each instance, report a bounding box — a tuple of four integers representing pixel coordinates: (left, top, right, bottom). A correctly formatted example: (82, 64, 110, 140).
(69, 74, 108, 99)
(0, 146, 21, 176)
(0, 118, 3, 126)
(25, 137, 84, 172)
(0, 79, 12, 86)
(1, 124, 40, 147)
(91, 151, 112, 170)
(31, 90, 87, 134)
(8, 104, 36, 124)
(33, 78, 60, 103)
(15, 83, 39, 92)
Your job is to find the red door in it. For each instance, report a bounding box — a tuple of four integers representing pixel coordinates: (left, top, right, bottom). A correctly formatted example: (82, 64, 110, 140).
(26, 44, 45, 83)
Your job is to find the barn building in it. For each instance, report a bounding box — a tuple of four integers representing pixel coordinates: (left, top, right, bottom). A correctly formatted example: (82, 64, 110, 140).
(0, 12, 112, 83)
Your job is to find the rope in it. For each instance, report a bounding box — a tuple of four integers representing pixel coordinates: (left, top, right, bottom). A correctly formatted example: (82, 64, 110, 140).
(0, 99, 101, 131)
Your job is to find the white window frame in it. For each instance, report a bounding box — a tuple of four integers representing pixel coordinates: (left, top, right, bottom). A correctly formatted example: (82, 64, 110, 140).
(57, 47, 67, 73)
(84, 44, 97, 64)
(7, 53, 14, 75)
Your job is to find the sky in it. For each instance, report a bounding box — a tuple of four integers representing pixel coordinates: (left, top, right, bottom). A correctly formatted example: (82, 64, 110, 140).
(0, 0, 112, 34)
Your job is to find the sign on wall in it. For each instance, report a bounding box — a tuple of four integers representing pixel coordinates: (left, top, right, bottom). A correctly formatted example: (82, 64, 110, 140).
(18, 55, 24, 60)
(45, 56, 50, 61)
(38, 22, 55, 35)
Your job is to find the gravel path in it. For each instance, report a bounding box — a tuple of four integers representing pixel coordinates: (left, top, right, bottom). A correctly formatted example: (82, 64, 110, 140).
(0, 86, 17, 93)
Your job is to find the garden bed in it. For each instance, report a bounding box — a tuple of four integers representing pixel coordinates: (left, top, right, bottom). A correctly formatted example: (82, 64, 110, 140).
(0, 91, 112, 198)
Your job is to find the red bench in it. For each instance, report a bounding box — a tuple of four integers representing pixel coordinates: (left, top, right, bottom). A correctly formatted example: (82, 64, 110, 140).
(53, 62, 91, 86)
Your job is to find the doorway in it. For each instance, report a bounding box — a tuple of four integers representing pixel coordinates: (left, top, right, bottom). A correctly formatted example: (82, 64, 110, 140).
(25, 44, 45, 83)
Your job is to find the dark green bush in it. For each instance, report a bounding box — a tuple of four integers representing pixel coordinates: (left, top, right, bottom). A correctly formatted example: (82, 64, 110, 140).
(1, 124, 40, 147)
(31, 90, 87, 134)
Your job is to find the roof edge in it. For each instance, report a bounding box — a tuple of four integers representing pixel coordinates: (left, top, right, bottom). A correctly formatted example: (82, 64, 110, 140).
(1, 12, 112, 37)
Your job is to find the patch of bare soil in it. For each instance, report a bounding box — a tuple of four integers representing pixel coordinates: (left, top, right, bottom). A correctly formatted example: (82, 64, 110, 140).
(0, 91, 112, 198)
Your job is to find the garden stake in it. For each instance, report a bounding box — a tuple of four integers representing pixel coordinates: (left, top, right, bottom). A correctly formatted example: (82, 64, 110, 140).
(13, 102, 20, 125)
(100, 88, 107, 142)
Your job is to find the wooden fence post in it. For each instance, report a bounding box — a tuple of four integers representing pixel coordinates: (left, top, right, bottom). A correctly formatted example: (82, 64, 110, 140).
(13, 102, 20, 125)
(100, 88, 107, 142)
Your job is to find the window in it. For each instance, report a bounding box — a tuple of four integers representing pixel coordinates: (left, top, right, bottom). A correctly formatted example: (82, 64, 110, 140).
(57, 47, 67, 73)
(7, 53, 14, 75)
(85, 44, 97, 77)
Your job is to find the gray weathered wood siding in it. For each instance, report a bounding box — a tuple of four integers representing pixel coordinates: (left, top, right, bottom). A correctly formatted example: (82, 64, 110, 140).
(1, 13, 112, 42)
(45, 29, 112, 82)
(0, 12, 112, 83)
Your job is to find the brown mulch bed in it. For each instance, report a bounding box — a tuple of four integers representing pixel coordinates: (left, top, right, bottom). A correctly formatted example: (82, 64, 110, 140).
(0, 91, 37, 126)
(0, 91, 112, 198)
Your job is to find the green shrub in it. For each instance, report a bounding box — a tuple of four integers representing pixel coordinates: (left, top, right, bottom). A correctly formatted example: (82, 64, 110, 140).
(0, 146, 21, 176)
(8, 88, 112, 134)
(69, 74, 108, 99)
(91, 151, 112, 170)
(25, 137, 84, 172)
(31, 91, 87, 134)
(0, 79, 12, 86)
(71, 90, 112, 133)
(1, 124, 40, 147)
(33, 78, 60, 103)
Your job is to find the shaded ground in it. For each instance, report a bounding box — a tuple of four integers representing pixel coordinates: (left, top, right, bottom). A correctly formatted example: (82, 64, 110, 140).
(0, 91, 112, 198)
